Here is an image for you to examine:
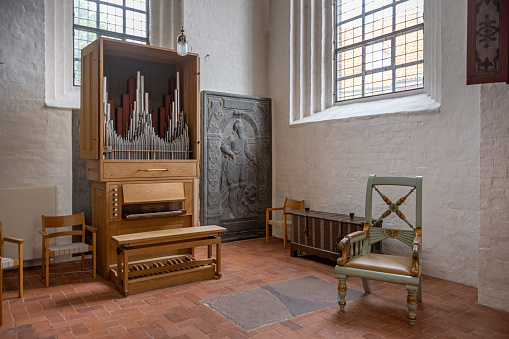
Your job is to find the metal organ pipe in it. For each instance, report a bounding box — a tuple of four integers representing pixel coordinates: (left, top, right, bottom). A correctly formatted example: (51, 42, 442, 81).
(102, 71, 190, 160)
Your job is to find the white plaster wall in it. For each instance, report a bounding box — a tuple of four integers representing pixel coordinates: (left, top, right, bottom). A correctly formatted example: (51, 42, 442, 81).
(0, 0, 72, 216)
(479, 83, 509, 311)
(269, 0, 481, 289)
(183, 0, 269, 98)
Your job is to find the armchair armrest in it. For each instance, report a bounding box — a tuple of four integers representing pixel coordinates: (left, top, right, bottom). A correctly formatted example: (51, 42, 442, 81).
(39, 229, 49, 237)
(266, 207, 283, 220)
(85, 225, 98, 233)
(411, 236, 421, 277)
(347, 231, 366, 241)
(4, 236, 24, 244)
(337, 231, 367, 266)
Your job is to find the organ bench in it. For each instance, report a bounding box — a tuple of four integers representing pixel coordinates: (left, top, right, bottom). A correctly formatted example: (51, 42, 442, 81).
(110, 225, 225, 296)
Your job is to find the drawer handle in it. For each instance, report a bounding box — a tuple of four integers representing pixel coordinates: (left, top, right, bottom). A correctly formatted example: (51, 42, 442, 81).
(138, 168, 169, 172)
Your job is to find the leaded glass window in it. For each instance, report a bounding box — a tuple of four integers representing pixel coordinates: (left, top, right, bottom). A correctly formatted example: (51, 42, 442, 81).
(335, 0, 424, 101)
(73, 0, 149, 86)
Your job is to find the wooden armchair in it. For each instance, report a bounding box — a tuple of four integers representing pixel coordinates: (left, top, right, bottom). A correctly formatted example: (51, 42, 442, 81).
(40, 212, 97, 287)
(1, 221, 24, 326)
(266, 198, 305, 248)
(335, 175, 423, 325)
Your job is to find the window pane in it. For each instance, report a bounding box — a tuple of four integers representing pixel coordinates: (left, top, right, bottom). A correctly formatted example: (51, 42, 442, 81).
(337, 47, 363, 79)
(366, 40, 392, 72)
(365, 7, 393, 40)
(396, 0, 424, 29)
(126, 0, 147, 11)
(395, 64, 423, 91)
(365, 70, 392, 97)
(126, 10, 147, 38)
(74, 0, 97, 28)
(337, 18, 362, 48)
(365, 0, 392, 13)
(338, 0, 363, 22)
(338, 76, 363, 101)
(395, 29, 423, 66)
(99, 4, 124, 34)
(74, 29, 97, 86)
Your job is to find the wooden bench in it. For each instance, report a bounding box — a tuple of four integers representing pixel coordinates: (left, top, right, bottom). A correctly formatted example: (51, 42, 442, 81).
(110, 225, 226, 296)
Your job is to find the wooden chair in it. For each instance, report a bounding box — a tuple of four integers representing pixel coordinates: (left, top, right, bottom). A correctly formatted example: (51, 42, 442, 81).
(40, 212, 97, 287)
(335, 175, 423, 325)
(0, 221, 24, 326)
(266, 198, 305, 249)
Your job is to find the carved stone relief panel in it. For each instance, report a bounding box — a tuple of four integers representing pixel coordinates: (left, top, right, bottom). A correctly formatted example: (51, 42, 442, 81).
(201, 92, 271, 241)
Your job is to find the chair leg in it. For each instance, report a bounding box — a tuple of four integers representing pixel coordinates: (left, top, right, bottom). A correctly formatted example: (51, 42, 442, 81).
(417, 278, 422, 303)
(283, 223, 287, 249)
(406, 285, 419, 325)
(361, 278, 371, 294)
(45, 251, 50, 288)
(19, 243, 23, 298)
(266, 221, 269, 244)
(337, 276, 347, 311)
(41, 242, 45, 279)
(92, 232, 96, 279)
(1, 266, 3, 326)
(81, 253, 85, 271)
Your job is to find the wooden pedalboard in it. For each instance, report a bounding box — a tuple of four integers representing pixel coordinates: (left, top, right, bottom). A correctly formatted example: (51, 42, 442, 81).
(110, 225, 226, 296)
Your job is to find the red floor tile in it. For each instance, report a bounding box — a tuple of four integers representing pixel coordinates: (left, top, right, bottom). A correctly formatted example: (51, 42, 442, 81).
(1, 237, 508, 338)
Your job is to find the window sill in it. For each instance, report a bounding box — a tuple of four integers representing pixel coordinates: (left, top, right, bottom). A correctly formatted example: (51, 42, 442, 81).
(291, 93, 440, 125)
(45, 87, 80, 110)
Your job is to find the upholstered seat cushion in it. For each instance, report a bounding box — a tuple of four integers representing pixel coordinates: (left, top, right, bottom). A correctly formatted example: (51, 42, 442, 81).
(345, 253, 412, 276)
(1, 257, 15, 269)
(49, 242, 90, 256)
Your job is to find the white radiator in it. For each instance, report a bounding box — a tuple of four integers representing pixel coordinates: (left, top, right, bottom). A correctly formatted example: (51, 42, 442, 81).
(0, 186, 56, 261)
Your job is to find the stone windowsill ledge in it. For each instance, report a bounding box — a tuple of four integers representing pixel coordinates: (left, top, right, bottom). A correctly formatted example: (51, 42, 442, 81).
(291, 93, 441, 125)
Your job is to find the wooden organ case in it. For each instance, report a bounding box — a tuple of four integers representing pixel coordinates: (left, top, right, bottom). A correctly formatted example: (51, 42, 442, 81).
(80, 38, 200, 279)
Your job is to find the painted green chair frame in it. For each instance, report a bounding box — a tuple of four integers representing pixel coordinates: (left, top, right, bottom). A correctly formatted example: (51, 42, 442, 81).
(335, 175, 423, 325)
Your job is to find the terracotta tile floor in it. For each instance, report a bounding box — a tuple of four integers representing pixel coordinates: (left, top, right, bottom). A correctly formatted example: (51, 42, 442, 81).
(1, 238, 508, 338)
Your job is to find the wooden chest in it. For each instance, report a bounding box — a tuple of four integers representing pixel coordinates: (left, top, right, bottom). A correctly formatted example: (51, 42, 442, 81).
(290, 210, 382, 261)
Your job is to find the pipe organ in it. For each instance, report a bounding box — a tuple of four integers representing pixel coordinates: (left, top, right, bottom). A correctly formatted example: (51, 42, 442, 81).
(80, 38, 201, 279)
(102, 71, 190, 160)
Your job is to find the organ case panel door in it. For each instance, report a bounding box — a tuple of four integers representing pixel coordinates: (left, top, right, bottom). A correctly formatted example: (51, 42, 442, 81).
(201, 91, 271, 241)
(80, 38, 201, 279)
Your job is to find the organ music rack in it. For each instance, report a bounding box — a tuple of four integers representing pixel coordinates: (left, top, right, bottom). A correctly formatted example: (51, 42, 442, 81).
(80, 38, 201, 279)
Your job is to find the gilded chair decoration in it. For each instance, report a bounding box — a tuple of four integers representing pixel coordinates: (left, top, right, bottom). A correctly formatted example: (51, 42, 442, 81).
(385, 229, 400, 238)
(335, 175, 423, 325)
(373, 185, 416, 230)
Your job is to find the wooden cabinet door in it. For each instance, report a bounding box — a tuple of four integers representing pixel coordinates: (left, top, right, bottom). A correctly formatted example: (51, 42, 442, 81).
(80, 40, 100, 159)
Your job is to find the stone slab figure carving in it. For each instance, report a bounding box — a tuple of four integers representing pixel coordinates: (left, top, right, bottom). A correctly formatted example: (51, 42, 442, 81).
(220, 119, 257, 219)
(201, 92, 271, 241)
